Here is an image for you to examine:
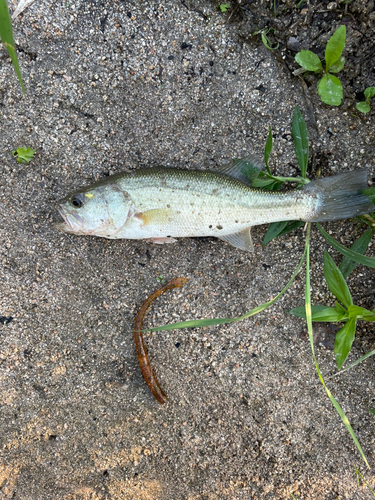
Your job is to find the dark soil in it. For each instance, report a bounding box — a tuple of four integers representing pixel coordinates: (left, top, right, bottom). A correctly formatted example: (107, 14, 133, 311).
(215, 0, 375, 109)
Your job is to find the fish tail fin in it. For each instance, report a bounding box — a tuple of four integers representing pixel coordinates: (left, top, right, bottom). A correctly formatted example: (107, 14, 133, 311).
(305, 169, 374, 222)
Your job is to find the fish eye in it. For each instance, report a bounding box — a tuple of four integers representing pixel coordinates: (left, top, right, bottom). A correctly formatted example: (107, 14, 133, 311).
(71, 194, 84, 208)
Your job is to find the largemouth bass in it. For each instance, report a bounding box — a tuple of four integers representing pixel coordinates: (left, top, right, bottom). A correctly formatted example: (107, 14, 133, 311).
(56, 157, 374, 251)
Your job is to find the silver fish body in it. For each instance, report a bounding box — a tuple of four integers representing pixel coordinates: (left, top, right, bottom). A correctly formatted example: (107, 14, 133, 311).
(56, 163, 373, 251)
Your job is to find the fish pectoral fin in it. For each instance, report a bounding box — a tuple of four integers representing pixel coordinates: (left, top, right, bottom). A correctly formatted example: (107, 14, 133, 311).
(214, 155, 264, 187)
(136, 208, 173, 226)
(218, 228, 254, 252)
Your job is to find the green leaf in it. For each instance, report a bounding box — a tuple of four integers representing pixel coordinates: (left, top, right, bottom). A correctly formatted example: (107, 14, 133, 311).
(292, 106, 309, 178)
(339, 228, 374, 279)
(0, 0, 25, 93)
(323, 251, 353, 308)
(329, 56, 345, 74)
(12, 147, 35, 164)
(251, 177, 283, 190)
(262, 221, 288, 246)
(370, 409, 375, 416)
(290, 305, 346, 322)
(335, 301, 347, 314)
(362, 186, 375, 203)
(334, 317, 356, 370)
(356, 102, 371, 114)
(325, 26, 346, 72)
(262, 220, 305, 246)
(318, 73, 343, 106)
(295, 50, 323, 73)
(219, 3, 231, 13)
(264, 127, 272, 175)
(364, 86, 375, 100)
(277, 220, 305, 238)
(347, 305, 375, 321)
(317, 224, 375, 269)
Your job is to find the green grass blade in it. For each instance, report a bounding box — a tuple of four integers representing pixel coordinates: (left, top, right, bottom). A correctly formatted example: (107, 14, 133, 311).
(317, 224, 375, 269)
(0, 0, 25, 93)
(292, 106, 309, 178)
(147, 245, 308, 332)
(339, 228, 374, 279)
(328, 348, 375, 378)
(354, 466, 375, 496)
(323, 251, 353, 308)
(305, 224, 369, 468)
(264, 127, 272, 175)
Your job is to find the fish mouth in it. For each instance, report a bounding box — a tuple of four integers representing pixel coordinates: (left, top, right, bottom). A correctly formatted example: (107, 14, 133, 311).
(54, 203, 84, 234)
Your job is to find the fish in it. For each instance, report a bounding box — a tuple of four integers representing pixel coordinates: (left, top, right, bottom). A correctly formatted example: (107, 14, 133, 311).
(56, 156, 374, 252)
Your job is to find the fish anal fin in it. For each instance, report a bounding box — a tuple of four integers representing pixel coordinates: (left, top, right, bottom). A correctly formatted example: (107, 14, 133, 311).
(147, 237, 177, 244)
(215, 155, 264, 186)
(218, 227, 254, 252)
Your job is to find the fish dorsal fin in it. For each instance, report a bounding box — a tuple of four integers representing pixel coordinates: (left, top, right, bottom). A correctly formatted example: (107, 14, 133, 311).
(218, 227, 254, 252)
(215, 154, 264, 186)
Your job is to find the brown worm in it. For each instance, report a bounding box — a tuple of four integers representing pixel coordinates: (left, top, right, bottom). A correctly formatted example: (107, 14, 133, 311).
(134, 277, 188, 404)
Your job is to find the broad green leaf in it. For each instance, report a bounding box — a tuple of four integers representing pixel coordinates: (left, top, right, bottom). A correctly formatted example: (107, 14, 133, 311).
(370, 409, 375, 416)
(334, 317, 356, 370)
(318, 74, 343, 106)
(347, 305, 375, 321)
(304, 224, 368, 467)
(292, 106, 309, 178)
(317, 224, 375, 269)
(335, 301, 347, 314)
(329, 56, 345, 74)
(277, 220, 305, 238)
(339, 228, 374, 279)
(220, 3, 231, 13)
(290, 304, 345, 322)
(251, 177, 283, 190)
(356, 102, 371, 114)
(295, 50, 323, 73)
(364, 86, 375, 100)
(0, 0, 25, 93)
(325, 26, 346, 72)
(264, 127, 272, 175)
(262, 220, 305, 246)
(262, 221, 288, 246)
(324, 251, 353, 308)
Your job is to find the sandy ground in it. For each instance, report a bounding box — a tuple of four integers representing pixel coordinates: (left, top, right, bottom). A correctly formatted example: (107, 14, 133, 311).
(1, 1, 375, 498)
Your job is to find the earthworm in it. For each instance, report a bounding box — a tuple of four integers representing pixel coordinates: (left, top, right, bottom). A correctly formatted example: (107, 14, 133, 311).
(134, 277, 188, 404)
